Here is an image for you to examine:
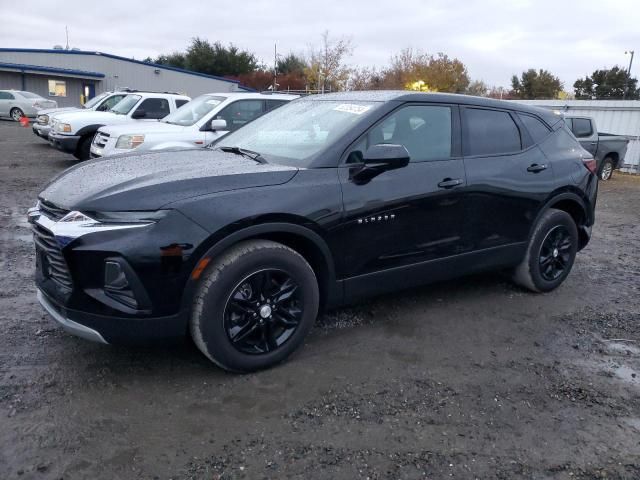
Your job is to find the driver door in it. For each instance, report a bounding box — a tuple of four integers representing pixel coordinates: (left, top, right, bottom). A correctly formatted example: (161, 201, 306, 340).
(204, 99, 265, 144)
(336, 103, 469, 299)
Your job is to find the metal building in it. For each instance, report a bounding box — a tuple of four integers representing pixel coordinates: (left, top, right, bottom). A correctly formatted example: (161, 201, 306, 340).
(0, 48, 249, 107)
(514, 99, 640, 174)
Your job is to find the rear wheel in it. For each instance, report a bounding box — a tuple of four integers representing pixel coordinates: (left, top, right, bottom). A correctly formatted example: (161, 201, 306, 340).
(10, 108, 24, 122)
(512, 209, 578, 293)
(190, 240, 319, 372)
(74, 135, 93, 161)
(599, 157, 614, 181)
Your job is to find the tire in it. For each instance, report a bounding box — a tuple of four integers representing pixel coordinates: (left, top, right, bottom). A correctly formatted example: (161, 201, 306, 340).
(512, 209, 578, 293)
(73, 135, 93, 161)
(599, 157, 614, 181)
(190, 240, 319, 372)
(10, 108, 24, 122)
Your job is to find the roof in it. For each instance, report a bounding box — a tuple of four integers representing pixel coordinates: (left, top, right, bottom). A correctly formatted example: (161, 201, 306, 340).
(0, 48, 242, 86)
(0, 61, 105, 78)
(201, 92, 299, 100)
(304, 90, 561, 124)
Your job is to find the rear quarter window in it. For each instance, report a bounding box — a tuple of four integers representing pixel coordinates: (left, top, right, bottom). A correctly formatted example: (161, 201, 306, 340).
(518, 113, 551, 144)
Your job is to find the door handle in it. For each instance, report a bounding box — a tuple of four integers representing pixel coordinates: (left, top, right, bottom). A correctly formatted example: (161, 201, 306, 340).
(589, 142, 597, 145)
(437, 178, 463, 189)
(527, 164, 547, 173)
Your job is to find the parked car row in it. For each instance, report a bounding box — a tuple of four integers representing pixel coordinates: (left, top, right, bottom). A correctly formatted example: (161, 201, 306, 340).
(29, 91, 599, 372)
(24, 89, 297, 161)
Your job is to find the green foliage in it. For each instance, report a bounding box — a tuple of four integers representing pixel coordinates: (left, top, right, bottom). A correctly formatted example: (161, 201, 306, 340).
(153, 38, 258, 76)
(511, 69, 563, 99)
(277, 53, 307, 75)
(574, 66, 639, 99)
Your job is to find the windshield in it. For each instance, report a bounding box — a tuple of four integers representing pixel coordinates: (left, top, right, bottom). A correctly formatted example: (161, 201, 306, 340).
(162, 94, 226, 126)
(83, 92, 110, 109)
(216, 99, 381, 167)
(18, 91, 41, 99)
(109, 95, 141, 115)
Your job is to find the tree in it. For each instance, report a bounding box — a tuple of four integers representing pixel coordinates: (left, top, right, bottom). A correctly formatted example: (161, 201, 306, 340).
(573, 66, 639, 99)
(511, 69, 563, 99)
(153, 52, 186, 69)
(466, 80, 489, 97)
(277, 53, 307, 75)
(305, 31, 354, 91)
(348, 66, 384, 90)
(378, 48, 470, 93)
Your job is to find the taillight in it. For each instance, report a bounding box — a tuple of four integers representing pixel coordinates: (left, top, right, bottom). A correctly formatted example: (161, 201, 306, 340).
(583, 158, 597, 174)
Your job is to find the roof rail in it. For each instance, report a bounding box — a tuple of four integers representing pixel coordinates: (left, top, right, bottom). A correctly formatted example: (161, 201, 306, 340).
(117, 87, 186, 95)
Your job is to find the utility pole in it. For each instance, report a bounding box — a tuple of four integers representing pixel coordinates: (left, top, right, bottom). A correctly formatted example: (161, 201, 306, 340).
(65, 26, 69, 50)
(273, 43, 278, 92)
(624, 50, 634, 100)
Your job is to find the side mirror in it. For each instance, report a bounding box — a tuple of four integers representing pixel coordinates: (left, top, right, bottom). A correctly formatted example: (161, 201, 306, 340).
(131, 109, 146, 119)
(351, 144, 410, 184)
(210, 118, 227, 131)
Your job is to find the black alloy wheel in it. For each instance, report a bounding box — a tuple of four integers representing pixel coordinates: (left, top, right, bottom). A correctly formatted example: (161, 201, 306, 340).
(538, 225, 572, 281)
(224, 269, 303, 354)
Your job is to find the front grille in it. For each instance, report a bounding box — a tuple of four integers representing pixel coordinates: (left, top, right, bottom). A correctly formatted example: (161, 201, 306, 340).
(39, 200, 69, 221)
(93, 132, 110, 148)
(32, 222, 73, 289)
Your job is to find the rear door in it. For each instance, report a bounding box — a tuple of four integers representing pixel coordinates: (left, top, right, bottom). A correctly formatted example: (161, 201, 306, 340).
(461, 107, 554, 252)
(337, 103, 468, 296)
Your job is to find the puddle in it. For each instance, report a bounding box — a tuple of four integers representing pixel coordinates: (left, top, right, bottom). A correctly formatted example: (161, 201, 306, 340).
(614, 364, 639, 385)
(602, 340, 640, 356)
(623, 417, 640, 431)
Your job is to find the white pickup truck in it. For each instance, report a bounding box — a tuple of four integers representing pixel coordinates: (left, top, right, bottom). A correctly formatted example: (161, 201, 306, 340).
(48, 91, 191, 160)
(90, 92, 298, 158)
(32, 91, 128, 140)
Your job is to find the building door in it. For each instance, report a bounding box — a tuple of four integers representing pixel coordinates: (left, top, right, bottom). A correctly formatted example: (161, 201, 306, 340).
(82, 83, 96, 104)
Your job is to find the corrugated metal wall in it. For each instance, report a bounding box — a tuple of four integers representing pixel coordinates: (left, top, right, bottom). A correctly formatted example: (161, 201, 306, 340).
(514, 100, 640, 173)
(0, 50, 241, 104)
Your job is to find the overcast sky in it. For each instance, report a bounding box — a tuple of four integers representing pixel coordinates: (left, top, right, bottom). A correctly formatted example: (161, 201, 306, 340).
(2, 0, 638, 89)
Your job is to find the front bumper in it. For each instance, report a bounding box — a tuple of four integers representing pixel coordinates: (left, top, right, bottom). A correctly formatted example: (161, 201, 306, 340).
(38, 289, 108, 344)
(38, 288, 188, 345)
(33, 123, 52, 139)
(30, 205, 210, 345)
(48, 132, 81, 154)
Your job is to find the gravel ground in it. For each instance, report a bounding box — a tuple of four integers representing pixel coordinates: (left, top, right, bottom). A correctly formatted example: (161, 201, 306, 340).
(1, 120, 639, 480)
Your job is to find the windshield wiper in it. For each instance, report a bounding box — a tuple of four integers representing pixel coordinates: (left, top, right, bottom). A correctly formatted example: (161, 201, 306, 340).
(218, 146, 267, 164)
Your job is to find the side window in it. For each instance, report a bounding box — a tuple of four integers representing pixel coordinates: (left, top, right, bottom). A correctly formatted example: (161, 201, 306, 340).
(518, 113, 551, 144)
(265, 100, 287, 112)
(98, 95, 125, 111)
(136, 98, 170, 119)
(347, 105, 452, 163)
(215, 100, 265, 131)
(464, 108, 521, 156)
(175, 99, 189, 108)
(571, 118, 593, 138)
(0, 92, 15, 100)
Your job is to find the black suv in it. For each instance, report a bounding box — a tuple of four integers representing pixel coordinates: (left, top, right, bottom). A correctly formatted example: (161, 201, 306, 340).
(30, 91, 597, 372)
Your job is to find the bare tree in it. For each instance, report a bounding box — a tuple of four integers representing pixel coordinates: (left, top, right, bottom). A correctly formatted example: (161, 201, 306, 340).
(306, 31, 354, 92)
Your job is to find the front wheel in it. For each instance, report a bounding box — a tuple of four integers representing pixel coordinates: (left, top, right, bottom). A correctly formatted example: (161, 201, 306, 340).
(599, 157, 614, 181)
(10, 108, 24, 122)
(512, 209, 578, 293)
(190, 240, 319, 372)
(73, 135, 93, 161)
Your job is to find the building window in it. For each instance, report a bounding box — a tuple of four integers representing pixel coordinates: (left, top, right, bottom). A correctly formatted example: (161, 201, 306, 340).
(48, 80, 67, 97)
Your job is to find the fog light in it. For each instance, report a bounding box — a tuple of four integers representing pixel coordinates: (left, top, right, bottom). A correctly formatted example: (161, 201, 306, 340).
(104, 260, 138, 309)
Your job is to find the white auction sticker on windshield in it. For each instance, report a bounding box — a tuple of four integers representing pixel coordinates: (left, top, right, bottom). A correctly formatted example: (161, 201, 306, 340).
(334, 104, 372, 115)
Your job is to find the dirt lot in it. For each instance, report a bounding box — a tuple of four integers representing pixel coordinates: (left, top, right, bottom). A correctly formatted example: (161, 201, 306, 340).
(1, 120, 639, 480)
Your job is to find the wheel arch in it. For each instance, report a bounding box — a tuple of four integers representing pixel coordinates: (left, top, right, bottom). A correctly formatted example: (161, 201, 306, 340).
(182, 221, 340, 316)
(534, 191, 591, 250)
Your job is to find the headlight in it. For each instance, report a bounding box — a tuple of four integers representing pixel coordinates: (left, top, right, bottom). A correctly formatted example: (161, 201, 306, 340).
(56, 123, 72, 133)
(37, 114, 49, 124)
(116, 134, 145, 149)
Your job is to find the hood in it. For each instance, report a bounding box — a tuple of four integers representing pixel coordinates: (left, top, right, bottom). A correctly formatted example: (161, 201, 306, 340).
(99, 121, 182, 137)
(37, 106, 80, 116)
(39, 149, 299, 212)
(53, 110, 122, 126)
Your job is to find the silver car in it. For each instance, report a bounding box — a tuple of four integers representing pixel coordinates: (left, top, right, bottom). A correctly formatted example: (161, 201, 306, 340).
(0, 90, 57, 121)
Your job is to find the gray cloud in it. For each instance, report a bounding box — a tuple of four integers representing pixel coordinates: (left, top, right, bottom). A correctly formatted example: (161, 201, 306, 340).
(2, 0, 638, 89)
